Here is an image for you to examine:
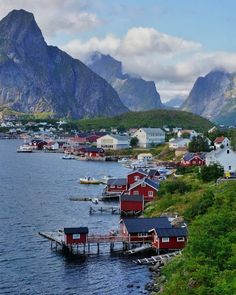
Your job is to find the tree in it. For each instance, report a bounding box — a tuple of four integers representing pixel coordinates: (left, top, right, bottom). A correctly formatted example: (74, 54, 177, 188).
(188, 135, 210, 152)
(200, 164, 224, 182)
(130, 137, 139, 147)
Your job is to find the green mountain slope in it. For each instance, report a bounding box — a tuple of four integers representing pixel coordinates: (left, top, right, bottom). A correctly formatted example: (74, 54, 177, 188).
(77, 109, 214, 132)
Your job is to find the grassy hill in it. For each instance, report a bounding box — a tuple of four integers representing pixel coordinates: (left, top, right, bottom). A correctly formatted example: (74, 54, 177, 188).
(77, 109, 214, 132)
(145, 171, 236, 294)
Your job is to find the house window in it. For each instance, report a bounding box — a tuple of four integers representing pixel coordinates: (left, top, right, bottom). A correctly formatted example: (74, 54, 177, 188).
(138, 233, 148, 237)
(229, 166, 231, 170)
(110, 185, 115, 188)
(192, 160, 196, 164)
(117, 186, 122, 188)
(227, 150, 230, 154)
(133, 191, 139, 195)
(141, 183, 146, 187)
(148, 191, 153, 196)
(177, 237, 185, 242)
(134, 176, 140, 181)
(72, 234, 81, 239)
(162, 237, 169, 243)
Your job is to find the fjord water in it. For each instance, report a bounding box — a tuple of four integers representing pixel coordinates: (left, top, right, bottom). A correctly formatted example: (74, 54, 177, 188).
(0, 140, 150, 295)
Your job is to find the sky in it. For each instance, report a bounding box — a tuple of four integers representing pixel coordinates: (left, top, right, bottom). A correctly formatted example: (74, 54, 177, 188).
(0, 0, 236, 102)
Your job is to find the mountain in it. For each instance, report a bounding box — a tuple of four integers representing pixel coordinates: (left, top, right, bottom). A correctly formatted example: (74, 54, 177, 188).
(0, 10, 128, 118)
(182, 69, 236, 125)
(87, 52, 164, 111)
(164, 97, 186, 108)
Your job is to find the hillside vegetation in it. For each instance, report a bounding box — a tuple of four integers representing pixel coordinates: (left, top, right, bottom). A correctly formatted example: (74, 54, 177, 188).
(145, 171, 236, 294)
(77, 109, 213, 132)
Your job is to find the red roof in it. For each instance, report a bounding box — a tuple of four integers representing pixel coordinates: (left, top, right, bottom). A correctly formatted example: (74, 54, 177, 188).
(214, 136, 225, 144)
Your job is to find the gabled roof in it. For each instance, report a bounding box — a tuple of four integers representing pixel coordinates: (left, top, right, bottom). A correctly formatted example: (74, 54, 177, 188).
(127, 169, 148, 176)
(153, 227, 188, 237)
(183, 152, 205, 161)
(129, 177, 159, 191)
(214, 136, 225, 144)
(120, 195, 144, 202)
(122, 217, 171, 233)
(64, 227, 89, 234)
(107, 178, 127, 186)
(148, 169, 160, 177)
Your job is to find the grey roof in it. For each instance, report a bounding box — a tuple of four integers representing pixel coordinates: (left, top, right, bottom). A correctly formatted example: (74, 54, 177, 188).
(141, 128, 165, 134)
(120, 195, 144, 202)
(122, 217, 171, 233)
(64, 227, 89, 234)
(127, 169, 148, 176)
(129, 177, 159, 190)
(155, 227, 188, 237)
(107, 178, 127, 186)
(183, 152, 205, 161)
(148, 169, 160, 177)
(109, 134, 130, 141)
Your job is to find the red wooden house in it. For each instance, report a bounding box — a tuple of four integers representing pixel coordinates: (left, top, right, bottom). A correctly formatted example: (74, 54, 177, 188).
(120, 195, 144, 216)
(128, 178, 159, 202)
(84, 147, 105, 158)
(180, 152, 206, 166)
(120, 217, 172, 243)
(149, 227, 188, 250)
(104, 178, 127, 195)
(64, 227, 89, 245)
(127, 169, 148, 187)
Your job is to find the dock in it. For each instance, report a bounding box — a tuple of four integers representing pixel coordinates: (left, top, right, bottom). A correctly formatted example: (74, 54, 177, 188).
(124, 244, 152, 255)
(89, 205, 120, 215)
(134, 251, 181, 265)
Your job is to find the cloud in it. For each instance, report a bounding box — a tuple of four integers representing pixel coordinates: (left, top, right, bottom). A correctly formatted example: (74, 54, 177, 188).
(0, 0, 102, 37)
(62, 27, 236, 101)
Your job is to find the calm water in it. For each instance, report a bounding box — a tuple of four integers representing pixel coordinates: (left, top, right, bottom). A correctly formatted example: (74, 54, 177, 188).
(0, 140, 151, 295)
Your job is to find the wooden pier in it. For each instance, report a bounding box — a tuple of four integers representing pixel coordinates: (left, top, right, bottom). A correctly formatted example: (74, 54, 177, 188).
(134, 251, 181, 265)
(89, 205, 120, 215)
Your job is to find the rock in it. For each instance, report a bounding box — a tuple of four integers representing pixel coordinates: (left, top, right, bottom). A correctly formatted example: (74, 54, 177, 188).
(145, 281, 154, 291)
(127, 284, 134, 288)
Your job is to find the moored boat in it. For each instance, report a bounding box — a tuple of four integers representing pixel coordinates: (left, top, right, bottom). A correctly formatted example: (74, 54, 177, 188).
(62, 154, 75, 160)
(79, 177, 101, 184)
(17, 144, 33, 153)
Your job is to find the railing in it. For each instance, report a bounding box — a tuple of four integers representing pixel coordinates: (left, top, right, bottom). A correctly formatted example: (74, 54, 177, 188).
(87, 235, 129, 243)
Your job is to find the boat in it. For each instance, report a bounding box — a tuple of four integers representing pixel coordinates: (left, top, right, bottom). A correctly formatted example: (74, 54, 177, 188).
(62, 154, 75, 160)
(17, 144, 33, 153)
(118, 157, 129, 164)
(92, 198, 99, 204)
(79, 177, 101, 184)
(100, 175, 114, 184)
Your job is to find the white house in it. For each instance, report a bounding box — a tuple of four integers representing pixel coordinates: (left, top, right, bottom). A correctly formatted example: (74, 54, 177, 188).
(205, 147, 236, 173)
(214, 136, 231, 149)
(169, 138, 190, 150)
(177, 129, 198, 139)
(97, 134, 130, 150)
(133, 128, 165, 148)
(137, 153, 153, 161)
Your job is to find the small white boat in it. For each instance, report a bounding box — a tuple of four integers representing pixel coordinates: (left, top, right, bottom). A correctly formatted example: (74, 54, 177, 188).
(62, 154, 75, 160)
(80, 177, 101, 184)
(118, 157, 129, 163)
(100, 175, 114, 184)
(92, 198, 99, 204)
(17, 144, 33, 153)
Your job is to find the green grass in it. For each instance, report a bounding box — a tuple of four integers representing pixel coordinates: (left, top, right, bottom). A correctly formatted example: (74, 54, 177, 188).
(145, 173, 236, 295)
(77, 109, 213, 132)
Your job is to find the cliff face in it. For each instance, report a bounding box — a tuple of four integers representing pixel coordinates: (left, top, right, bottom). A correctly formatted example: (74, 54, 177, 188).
(0, 9, 128, 118)
(87, 52, 164, 111)
(182, 70, 236, 125)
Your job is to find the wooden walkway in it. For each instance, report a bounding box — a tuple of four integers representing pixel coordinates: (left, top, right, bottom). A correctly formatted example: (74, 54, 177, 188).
(89, 206, 120, 215)
(124, 244, 152, 255)
(134, 251, 181, 265)
(39, 231, 65, 246)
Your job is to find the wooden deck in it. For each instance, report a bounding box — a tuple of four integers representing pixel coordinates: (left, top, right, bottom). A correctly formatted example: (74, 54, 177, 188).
(134, 251, 181, 265)
(89, 206, 120, 215)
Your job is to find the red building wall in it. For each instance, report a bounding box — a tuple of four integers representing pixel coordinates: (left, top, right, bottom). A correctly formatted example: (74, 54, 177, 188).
(120, 200, 144, 212)
(129, 184, 157, 202)
(153, 236, 186, 249)
(127, 172, 146, 186)
(107, 185, 127, 193)
(181, 157, 205, 167)
(65, 233, 87, 245)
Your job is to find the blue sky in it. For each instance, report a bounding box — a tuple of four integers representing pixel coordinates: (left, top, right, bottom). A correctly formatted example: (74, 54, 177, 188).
(0, 0, 235, 101)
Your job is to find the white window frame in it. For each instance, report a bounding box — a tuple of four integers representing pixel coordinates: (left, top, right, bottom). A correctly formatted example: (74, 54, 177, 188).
(117, 185, 123, 188)
(138, 233, 148, 237)
(177, 237, 185, 242)
(72, 234, 81, 239)
(141, 183, 146, 187)
(133, 191, 139, 195)
(134, 176, 140, 181)
(162, 237, 169, 243)
(148, 191, 153, 196)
